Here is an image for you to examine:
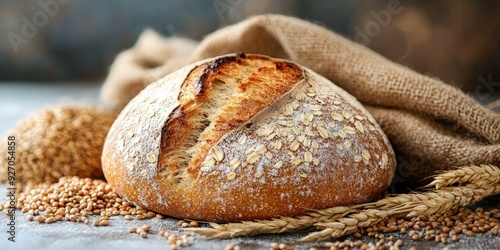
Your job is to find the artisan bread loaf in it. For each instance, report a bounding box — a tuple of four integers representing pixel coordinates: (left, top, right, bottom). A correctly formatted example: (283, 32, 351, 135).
(102, 53, 396, 222)
(0, 106, 116, 184)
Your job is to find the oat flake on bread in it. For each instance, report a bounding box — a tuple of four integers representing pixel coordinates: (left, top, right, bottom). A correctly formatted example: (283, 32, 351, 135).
(102, 53, 396, 222)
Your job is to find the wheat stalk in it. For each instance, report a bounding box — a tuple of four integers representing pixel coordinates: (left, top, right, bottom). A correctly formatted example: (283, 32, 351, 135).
(189, 165, 500, 240)
(301, 209, 389, 241)
(403, 182, 500, 217)
(186, 206, 359, 238)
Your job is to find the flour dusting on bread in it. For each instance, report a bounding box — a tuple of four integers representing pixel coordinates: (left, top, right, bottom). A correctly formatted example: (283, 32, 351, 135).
(197, 67, 394, 212)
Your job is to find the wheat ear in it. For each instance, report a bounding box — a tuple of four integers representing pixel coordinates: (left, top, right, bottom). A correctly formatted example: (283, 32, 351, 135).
(425, 164, 500, 189)
(300, 178, 500, 241)
(371, 164, 500, 209)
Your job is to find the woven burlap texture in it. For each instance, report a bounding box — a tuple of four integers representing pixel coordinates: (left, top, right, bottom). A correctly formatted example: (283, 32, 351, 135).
(100, 14, 500, 182)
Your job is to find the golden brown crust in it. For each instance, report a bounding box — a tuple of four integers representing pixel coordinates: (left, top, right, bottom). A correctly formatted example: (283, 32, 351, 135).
(102, 53, 396, 222)
(163, 54, 302, 177)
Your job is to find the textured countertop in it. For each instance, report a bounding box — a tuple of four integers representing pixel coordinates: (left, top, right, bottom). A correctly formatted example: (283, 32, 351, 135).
(0, 83, 499, 250)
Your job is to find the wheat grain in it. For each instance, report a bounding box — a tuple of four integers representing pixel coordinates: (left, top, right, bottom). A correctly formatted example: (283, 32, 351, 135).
(186, 206, 359, 238)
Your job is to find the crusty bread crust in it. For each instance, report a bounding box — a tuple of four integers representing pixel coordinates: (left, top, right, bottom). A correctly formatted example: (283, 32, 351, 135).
(102, 53, 396, 222)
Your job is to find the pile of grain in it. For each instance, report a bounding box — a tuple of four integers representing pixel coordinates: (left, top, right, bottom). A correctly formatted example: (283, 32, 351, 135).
(2, 176, 158, 222)
(0, 106, 117, 184)
(0, 176, 193, 250)
(358, 207, 500, 241)
(223, 206, 499, 250)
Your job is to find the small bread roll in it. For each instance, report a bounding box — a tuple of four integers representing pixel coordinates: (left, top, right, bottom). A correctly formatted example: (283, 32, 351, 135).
(102, 53, 396, 222)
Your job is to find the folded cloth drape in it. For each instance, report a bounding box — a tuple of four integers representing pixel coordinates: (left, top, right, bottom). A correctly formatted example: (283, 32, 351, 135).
(100, 14, 500, 183)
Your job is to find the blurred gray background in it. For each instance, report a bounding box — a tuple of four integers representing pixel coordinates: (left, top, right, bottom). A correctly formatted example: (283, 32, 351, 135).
(0, 0, 499, 89)
(0, 0, 358, 82)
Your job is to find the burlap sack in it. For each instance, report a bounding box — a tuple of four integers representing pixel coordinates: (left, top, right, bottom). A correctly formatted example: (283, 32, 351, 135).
(100, 14, 500, 183)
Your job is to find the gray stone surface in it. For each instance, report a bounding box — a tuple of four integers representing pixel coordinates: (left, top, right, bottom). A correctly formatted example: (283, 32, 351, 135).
(0, 83, 499, 250)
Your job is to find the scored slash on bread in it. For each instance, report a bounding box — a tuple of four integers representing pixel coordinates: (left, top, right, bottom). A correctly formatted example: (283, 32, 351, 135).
(102, 53, 396, 222)
(160, 53, 302, 181)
